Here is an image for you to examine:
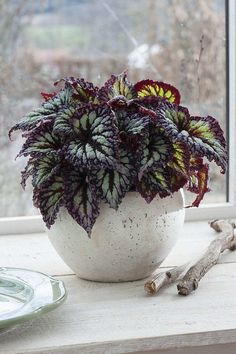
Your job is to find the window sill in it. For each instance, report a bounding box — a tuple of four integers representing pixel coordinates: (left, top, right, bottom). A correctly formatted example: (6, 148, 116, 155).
(1, 221, 236, 354)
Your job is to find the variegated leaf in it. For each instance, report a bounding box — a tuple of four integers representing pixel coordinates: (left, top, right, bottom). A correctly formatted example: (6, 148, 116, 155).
(130, 96, 183, 126)
(64, 169, 99, 235)
(53, 106, 76, 136)
(33, 175, 64, 228)
(9, 88, 72, 136)
(115, 109, 149, 152)
(157, 104, 227, 173)
(55, 77, 98, 103)
(137, 167, 171, 203)
(116, 109, 150, 135)
(89, 149, 135, 209)
(98, 71, 136, 102)
(64, 105, 119, 168)
(139, 128, 171, 175)
(32, 154, 61, 188)
(168, 142, 190, 176)
(156, 103, 190, 135)
(18, 123, 60, 157)
(183, 116, 227, 173)
(133, 79, 181, 104)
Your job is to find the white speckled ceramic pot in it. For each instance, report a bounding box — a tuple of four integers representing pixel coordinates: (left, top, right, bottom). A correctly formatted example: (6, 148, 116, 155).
(47, 190, 185, 282)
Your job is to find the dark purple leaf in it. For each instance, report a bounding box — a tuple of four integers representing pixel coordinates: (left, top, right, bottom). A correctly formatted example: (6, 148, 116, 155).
(186, 163, 210, 207)
(20, 158, 35, 189)
(168, 168, 188, 193)
(137, 167, 171, 203)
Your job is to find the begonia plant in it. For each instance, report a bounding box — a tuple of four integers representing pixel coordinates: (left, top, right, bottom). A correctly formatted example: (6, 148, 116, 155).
(9, 72, 227, 235)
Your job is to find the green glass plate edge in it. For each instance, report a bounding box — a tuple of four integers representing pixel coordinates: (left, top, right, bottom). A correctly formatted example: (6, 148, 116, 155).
(0, 267, 67, 329)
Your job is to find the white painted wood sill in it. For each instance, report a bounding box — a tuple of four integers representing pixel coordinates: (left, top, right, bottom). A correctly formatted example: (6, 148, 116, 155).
(0, 221, 236, 354)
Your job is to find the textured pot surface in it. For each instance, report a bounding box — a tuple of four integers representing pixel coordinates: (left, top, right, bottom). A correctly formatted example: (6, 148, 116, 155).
(47, 191, 185, 282)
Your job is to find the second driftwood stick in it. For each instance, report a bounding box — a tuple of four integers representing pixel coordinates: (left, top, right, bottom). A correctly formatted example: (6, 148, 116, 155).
(144, 263, 187, 295)
(177, 219, 236, 296)
(144, 220, 236, 296)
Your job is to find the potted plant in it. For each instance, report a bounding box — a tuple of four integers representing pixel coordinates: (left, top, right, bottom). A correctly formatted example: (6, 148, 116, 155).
(9, 72, 227, 282)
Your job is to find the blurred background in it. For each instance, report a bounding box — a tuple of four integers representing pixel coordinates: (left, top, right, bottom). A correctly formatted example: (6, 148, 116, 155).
(0, 0, 227, 217)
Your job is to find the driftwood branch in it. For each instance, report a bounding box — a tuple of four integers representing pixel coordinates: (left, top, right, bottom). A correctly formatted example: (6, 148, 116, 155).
(144, 220, 236, 296)
(177, 220, 236, 295)
(144, 263, 187, 295)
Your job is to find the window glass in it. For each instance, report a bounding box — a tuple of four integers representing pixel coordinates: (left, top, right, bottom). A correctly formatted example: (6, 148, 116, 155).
(0, 0, 227, 216)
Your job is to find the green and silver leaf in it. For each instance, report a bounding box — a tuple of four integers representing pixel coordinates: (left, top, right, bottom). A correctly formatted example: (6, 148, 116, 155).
(32, 154, 61, 188)
(33, 175, 64, 228)
(64, 105, 119, 168)
(9, 88, 72, 136)
(89, 148, 135, 209)
(18, 123, 60, 157)
(53, 106, 76, 136)
(64, 169, 100, 235)
(139, 127, 171, 175)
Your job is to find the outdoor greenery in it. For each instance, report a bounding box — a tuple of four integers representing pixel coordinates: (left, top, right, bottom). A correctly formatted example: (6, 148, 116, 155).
(24, 26, 87, 49)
